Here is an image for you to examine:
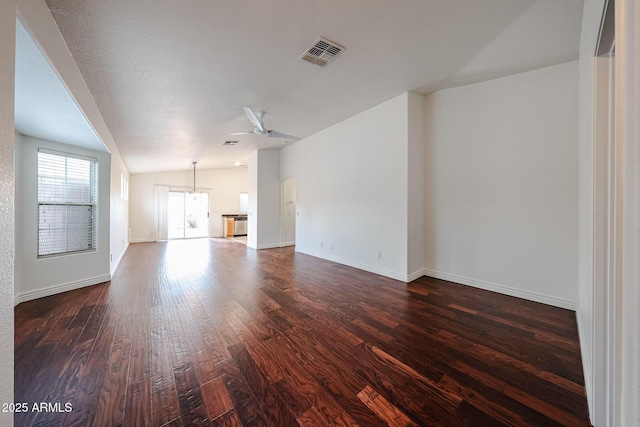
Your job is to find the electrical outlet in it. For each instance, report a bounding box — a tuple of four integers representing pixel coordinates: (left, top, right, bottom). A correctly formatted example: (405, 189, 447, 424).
(331, 243, 334, 250)
(320, 241, 324, 248)
(377, 252, 382, 259)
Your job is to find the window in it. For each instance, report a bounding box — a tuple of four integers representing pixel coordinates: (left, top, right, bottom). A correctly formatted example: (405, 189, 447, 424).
(37, 149, 98, 257)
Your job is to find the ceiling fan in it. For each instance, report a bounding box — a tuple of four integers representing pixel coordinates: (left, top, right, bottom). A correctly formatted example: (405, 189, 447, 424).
(231, 107, 301, 140)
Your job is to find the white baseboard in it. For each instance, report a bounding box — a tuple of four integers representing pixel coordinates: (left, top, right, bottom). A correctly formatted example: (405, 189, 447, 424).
(248, 241, 294, 249)
(576, 310, 594, 423)
(14, 274, 112, 306)
(295, 248, 415, 282)
(110, 243, 129, 275)
(130, 238, 154, 243)
(255, 242, 282, 250)
(406, 269, 426, 282)
(421, 268, 576, 310)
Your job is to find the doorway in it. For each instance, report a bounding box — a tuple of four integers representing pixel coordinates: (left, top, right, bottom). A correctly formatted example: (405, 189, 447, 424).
(168, 191, 209, 239)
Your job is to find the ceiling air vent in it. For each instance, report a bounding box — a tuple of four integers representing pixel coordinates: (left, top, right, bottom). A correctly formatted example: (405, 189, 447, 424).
(300, 37, 345, 67)
(223, 140, 239, 146)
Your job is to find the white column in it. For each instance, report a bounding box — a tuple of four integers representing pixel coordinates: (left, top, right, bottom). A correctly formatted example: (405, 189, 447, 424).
(0, 2, 17, 426)
(615, 1, 640, 425)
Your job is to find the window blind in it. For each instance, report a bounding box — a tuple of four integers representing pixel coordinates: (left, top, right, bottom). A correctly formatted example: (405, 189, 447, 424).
(37, 150, 98, 257)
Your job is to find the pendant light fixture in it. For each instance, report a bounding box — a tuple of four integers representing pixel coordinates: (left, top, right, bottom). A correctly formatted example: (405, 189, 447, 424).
(189, 161, 199, 194)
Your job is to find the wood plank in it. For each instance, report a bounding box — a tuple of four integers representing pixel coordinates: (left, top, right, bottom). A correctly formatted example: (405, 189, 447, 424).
(201, 377, 234, 420)
(227, 342, 298, 426)
(504, 383, 589, 426)
(438, 374, 537, 426)
(357, 385, 416, 427)
(62, 321, 117, 427)
(152, 383, 181, 427)
(128, 301, 152, 385)
(297, 406, 330, 426)
(215, 358, 274, 426)
(93, 337, 131, 427)
(124, 379, 152, 426)
(211, 409, 242, 427)
(172, 363, 211, 426)
(151, 304, 175, 392)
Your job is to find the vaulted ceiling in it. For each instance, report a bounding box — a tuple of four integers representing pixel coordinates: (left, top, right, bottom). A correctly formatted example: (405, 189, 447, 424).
(21, 0, 584, 173)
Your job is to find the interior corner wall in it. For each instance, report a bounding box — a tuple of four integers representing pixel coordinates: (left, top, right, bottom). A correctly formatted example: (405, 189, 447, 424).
(15, 135, 111, 304)
(407, 92, 425, 279)
(424, 61, 580, 310)
(280, 92, 413, 281)
(247, 150, 281, 249)
(128, 167, 248, 242)
(0, 2, 17, 424)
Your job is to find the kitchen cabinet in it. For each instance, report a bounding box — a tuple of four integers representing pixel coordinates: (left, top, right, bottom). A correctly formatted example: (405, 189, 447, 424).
(226, 217, 234, 238)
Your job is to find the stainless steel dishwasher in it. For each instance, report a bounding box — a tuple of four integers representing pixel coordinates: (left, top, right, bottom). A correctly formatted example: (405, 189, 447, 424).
(234, 216, 247, 236)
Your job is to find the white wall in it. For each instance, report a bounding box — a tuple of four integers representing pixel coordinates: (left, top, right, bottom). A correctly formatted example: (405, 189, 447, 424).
(577, 0, 607, 423)
(281, 92, 418, 280)
(110, 153, 129, 273)
(129, 167, 248, 241)
(247, 150, 281, 249)
(423, 61, 579, 309)
(0, 1, 17, 424)
(14, 136, 112, 303)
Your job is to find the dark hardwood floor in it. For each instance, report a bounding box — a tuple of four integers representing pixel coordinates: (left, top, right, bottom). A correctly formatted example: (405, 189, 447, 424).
(15, 239, 591, 426)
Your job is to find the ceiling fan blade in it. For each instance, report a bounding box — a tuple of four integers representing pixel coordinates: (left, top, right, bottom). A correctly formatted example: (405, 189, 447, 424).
(243, 107, 263, 132)
(267, 130, 301, 140)
(229, 131, 254, 135)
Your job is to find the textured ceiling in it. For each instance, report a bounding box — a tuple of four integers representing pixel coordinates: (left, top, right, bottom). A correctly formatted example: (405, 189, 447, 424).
(35, 0, 583, 173)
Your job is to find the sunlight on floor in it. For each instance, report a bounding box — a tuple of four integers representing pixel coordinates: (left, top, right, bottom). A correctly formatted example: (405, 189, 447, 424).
(163, 238, 211, 278)
(230, 236, 247, 245)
